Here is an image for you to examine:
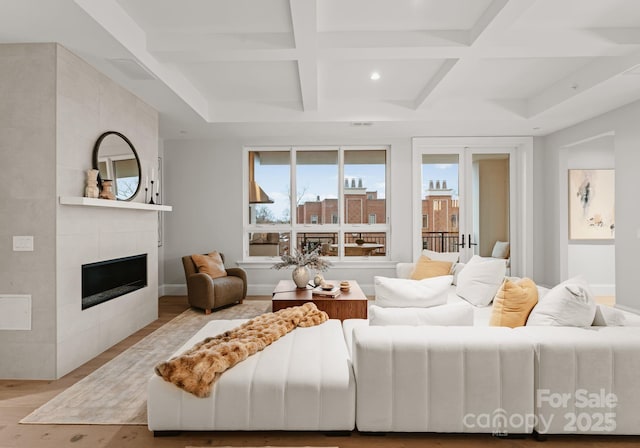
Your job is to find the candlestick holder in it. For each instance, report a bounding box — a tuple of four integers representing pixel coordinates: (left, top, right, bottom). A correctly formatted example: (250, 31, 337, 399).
(144, 187, 149, 204)
(149, 180, 156, 204)
(155, 192, 160, 205)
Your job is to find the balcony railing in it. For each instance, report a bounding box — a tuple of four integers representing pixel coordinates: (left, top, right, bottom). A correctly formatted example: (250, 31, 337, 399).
(296, 232, 387, 256)
(422, 231, 459, 253)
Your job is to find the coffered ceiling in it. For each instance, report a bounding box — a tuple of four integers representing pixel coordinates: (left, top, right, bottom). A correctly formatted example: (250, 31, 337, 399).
(3, 0, 640, 139)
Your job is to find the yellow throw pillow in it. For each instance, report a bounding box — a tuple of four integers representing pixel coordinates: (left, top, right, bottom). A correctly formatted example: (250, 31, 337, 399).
(191, 252, 227, 279)
(490, 278, 538, 328)
(410, 255, 453, 280)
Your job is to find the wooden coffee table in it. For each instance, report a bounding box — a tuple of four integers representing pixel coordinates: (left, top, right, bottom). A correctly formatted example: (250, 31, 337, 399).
(272, 280, 368, 321)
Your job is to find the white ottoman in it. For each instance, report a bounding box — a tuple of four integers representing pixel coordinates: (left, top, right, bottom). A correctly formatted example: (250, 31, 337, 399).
(147, 319, 355, 432)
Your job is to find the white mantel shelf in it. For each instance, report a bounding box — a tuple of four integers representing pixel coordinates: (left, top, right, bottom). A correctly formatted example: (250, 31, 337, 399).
(59, 196, 172, 211)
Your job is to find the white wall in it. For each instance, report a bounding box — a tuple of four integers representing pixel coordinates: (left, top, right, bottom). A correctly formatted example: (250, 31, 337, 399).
(55, 45, 159, 377)
(542, 101, 640, 311)
(0, 44, 57, 379)
(163, 138, 413, 295)
(565, 136, 615, 296)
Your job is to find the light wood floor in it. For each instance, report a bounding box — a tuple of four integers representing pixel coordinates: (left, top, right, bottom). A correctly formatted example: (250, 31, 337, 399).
(1, 295, 637, 448)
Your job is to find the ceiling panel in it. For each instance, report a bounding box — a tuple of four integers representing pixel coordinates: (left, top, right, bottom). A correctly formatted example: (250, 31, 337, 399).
(516, 0, 640, 28)
(318, 0, 493, 32)
(181, 61, 301, 102)
(116, 0, 293, 33)
(440, 57, 594, 100)
(320, 59, 446, 101)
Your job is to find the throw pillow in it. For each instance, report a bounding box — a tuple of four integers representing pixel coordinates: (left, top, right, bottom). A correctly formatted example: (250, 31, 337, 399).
(191, 252, 227, 279)
(491, 241, 510, 259)
(451, 262, 466, 285)
(410, 255, 453, 280)
(369, 302, 474, 326)
(374, 275, 452, 308)
(421, 249, 459, 264)
(455, 255, 507, 306)
(490, 278, 538, 328)
(526, 276, 596, 327)
(592, 305, 627, 326)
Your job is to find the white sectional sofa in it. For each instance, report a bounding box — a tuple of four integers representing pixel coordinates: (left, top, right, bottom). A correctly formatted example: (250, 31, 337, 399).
(147, 318, 355, 434)
(147, 256, 640, 436)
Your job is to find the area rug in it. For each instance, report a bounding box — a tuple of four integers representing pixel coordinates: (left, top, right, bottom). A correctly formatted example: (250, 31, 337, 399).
(20, 300, 271, 425)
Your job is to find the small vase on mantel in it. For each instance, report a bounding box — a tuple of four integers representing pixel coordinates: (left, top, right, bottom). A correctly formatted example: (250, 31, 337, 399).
(292, 266, 310, 288)
(85, 169, 99, 199)
(99, 179, 116, 200)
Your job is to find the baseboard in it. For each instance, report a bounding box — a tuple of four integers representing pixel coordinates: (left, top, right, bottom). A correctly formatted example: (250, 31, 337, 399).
(161, 284, 187, 296)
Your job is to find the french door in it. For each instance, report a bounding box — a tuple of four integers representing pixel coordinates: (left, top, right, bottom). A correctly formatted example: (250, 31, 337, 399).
(413, 138, 529, 275)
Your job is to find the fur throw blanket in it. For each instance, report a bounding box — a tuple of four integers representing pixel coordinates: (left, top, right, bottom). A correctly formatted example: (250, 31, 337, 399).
(154, 302, 328, 397)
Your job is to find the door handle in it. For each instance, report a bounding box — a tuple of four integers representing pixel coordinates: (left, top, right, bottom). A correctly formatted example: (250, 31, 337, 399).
(468, 234, 478, 247)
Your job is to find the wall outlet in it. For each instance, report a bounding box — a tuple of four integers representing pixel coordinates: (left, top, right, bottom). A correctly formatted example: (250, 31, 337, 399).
(13, 236, 34, 251)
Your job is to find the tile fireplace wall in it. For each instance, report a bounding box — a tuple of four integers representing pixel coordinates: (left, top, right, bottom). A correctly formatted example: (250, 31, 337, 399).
(0, 43, 159, 379)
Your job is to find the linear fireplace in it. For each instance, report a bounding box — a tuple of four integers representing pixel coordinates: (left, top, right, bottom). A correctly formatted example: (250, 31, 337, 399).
(82, 254, 147, 310)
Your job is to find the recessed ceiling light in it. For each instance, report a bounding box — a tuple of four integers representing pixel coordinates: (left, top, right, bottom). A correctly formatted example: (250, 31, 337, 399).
(370, 72, 381, 81)
(533, 127, 541, 130)
(350, 122, 373, 127)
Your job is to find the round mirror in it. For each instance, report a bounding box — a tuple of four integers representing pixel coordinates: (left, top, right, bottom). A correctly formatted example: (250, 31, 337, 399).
(92, 131, 141, 201)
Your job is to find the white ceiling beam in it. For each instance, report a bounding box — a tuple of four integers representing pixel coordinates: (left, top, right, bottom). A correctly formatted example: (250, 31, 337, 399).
(73, 0, 209, 120)
(147, 31, 293, 52)
(527, 49, 640, 117)
(152, 49, 298, 63)
(319, 30, 469, 49)
(207, 98, 523, 123)
(470, 0, 536, 44)
(413, 59, 459, 109)
(290, 0, 318, 112)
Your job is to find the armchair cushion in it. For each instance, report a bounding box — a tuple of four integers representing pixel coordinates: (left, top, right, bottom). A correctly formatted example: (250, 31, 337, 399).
(191, 252, 227, 279)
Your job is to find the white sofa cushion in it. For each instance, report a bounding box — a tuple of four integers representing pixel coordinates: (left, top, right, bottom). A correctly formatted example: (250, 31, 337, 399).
(592, 304, 627, 326)
(455, 255, 507, 306)
(374, 275, 452, 308)
(353, 325, 535, 433)
(369, 302, 474, 326)
(526, 276, 596, 327)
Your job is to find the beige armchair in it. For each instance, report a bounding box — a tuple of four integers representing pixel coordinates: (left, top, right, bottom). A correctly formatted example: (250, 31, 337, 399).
(182, 253, 247, 314)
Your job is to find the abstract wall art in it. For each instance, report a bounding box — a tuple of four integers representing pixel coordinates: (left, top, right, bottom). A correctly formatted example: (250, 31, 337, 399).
(568, 169, 615, 240)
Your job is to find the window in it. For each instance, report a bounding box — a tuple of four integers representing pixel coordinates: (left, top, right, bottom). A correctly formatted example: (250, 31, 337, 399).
(422, 214, 429, 229)
(245, 146, 389, 259)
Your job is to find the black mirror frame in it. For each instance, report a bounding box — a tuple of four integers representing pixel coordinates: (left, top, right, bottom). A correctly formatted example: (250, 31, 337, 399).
(92, 131, 142, 201)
